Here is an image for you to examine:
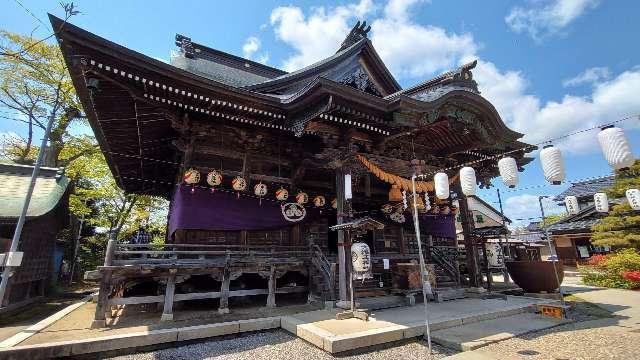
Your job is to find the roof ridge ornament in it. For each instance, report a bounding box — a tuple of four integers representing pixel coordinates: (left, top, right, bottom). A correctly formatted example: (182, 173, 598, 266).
(175, 34, 195, 59)
(338, 21, 371, 52)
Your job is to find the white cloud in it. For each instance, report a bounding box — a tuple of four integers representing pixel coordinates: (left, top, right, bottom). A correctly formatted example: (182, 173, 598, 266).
(270, 0, 374, 71)
(562, 66, 610, 87)
(503, 194, 565, 227)
(471, 59, 640, 153)
(242, 36, 269, 64)
(270, 0, 473, 77)
(266, 0, 640, 155)
(505, 0, 600, 41)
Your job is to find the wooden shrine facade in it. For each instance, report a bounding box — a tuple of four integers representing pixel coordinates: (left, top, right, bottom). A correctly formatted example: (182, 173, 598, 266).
(53, 16, 533, 326)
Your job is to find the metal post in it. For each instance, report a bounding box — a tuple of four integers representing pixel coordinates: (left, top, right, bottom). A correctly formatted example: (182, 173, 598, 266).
(335, 168, 348, 303)
(0, 112, 56, 307)
(496, 189, 510, 284)
(411, 175, 432, 354)
(538, 196, 564, 305)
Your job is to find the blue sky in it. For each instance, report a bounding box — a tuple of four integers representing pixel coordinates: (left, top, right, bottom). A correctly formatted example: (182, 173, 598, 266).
(1, 0, 639, 226)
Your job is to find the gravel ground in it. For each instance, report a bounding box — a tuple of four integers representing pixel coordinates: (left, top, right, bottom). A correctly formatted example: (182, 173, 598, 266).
(107, 329, 457, 360)
(480, 318, 640, 360)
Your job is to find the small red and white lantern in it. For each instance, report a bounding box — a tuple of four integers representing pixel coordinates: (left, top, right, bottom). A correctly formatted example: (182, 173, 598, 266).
(594, 192, 609, 213)
(232, 176, 247, 198)
(275, 187, 289, 201)
(254, 182, 268, 205)
(183, 168, 200, 193)
(381, 203, 394, 214)
(313, 195, 326, 207)
(295, 191, 309, 205)
(206, 170, 222, 193)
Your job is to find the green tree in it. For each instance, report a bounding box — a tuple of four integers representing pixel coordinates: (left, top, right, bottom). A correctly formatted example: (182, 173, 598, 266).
(1, 24, 168, 278)
(591, 161, 640, 249)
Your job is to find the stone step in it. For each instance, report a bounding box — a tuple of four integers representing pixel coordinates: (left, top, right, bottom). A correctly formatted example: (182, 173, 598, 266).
(432, 312, 570, 352)
(356, 295, 407, 310)
(434, 287, 467, 302)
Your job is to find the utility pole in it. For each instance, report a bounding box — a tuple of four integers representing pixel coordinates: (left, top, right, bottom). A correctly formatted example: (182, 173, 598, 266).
(0, 112, 56, 307)
(496, 189, 510, 283)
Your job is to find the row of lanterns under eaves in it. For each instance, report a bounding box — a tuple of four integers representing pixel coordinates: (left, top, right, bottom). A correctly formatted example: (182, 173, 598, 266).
(430, 125, 637, 214)
(182, 169, 332, 208)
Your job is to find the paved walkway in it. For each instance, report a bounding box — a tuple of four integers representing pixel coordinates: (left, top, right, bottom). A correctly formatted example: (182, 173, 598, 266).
(444, 275, 640, 359)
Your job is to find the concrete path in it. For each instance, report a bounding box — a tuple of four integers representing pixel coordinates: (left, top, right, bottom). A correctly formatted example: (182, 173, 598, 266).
(431, 313, 569, 351)
(562, 283, 640, 327)
(283, 296, 549, 353)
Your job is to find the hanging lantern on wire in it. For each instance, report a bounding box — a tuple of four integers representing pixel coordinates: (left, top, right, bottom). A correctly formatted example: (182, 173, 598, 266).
(597, 125, 635, 170)
(540, 145, 566, 185)
(183, 168, 200, 193)
(231, 176, 247, 198)
(388, 184, 402, 202)
(594, 192, 609, 213)
(434, 172, 449, 199)
(564, 195, 579, 215)
(206, 170, 222, 193)
(295, 191, 309, 205)
(275, 187, 289, 201)
(254, 182, 268, 205)
(498, 157, 519, 188)
(459, 167, 477, 196)
(331, 198, 337, 209)
(626, 189, 640, 210)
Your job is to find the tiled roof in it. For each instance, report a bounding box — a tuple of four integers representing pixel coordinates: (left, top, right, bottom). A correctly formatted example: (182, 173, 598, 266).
(545, 204, 603, 233)
(0, 163, 70, 221)
(553, 176, 614, 201)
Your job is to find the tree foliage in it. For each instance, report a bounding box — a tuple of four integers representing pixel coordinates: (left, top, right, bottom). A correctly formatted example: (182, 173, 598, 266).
(0, 26, 168, 278)
(591, 161, 640, 248)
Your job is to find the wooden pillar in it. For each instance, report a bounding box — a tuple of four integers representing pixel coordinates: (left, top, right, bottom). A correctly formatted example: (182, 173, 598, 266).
(399, 227, 406, 255)
(335, 167, 348, 303)
(161, 269, 177, 321)
(91, 270, 112, 328)
(456, 185, 481, 288)
(266, 266, 276, 308)
(218, 266, 230, 314)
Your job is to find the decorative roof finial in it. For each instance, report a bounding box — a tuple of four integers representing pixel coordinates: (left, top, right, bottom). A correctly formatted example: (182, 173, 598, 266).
(338, 21, 371, 52)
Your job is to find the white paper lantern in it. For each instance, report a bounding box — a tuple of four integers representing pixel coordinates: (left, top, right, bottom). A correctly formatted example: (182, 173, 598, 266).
(351, 242, 372, 273)
(434, 172, 449, 199)
(540, 145, 566, 185)
(594, 192, 609, 213)
(565, 195, 579, 215)
(344, 174, 353, 200)
(206, 170, 222, 191)
(459, 167, 477, 196)
(183, 168, 200, 185)
(597, 126, 635, 170)
(254, 183, 268, 197)
(497, 157, 519, 188)
(626, 189, 640, 210)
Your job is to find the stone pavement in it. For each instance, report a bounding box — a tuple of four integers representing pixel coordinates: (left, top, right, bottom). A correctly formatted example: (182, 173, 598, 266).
(440, 273, 640, 359)
(282, 296, 550, 353)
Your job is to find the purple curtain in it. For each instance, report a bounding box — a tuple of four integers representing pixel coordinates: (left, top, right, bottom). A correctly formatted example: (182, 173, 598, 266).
(416, 214, 456, 239)
(168, 185, 321, 235)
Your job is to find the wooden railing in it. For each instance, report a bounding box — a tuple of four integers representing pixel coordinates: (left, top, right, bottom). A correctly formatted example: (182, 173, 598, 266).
(108, 243, 311, 266)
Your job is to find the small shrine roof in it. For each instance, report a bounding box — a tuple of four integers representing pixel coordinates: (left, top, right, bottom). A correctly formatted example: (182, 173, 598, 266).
(0, 163, 70, 222)
(329, 217, 385, 231)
